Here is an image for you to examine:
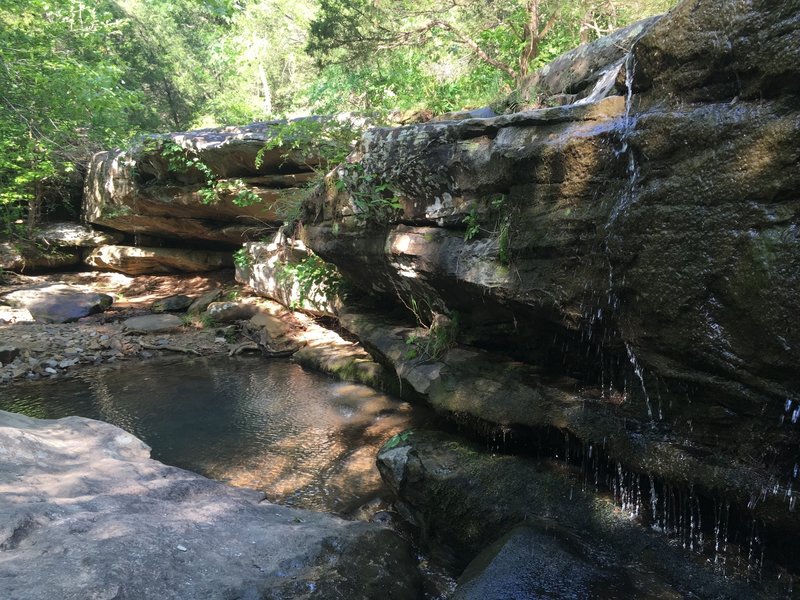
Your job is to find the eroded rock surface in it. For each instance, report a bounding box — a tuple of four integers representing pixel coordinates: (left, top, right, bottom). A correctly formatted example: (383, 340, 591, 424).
(301, 0, 800, 538)
(377, 429, 775, 599)
(0, 410, 422, 600)
(83, 121, 324, 245)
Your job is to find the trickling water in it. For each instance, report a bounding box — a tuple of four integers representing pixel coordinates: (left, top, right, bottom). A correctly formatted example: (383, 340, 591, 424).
(625, 341, 655, 421)
(573, 60, 624, 106)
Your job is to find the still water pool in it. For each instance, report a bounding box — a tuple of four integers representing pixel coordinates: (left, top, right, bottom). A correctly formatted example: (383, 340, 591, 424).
(0, 356, 430, 515)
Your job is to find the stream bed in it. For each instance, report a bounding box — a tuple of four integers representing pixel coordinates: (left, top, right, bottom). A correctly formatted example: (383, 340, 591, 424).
(0, 355, 432, 516)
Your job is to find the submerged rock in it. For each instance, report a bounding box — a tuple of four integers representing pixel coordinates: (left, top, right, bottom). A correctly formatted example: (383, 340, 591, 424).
(0, 410, 422, 600)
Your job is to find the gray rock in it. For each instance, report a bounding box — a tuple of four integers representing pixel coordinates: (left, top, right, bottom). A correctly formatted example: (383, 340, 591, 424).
(0, 241, 80, 274)
(85, 245, 233, 275)
(82, 120, 331, 244)
(0, 346, 20, 365)
(1, 284, 112, 323)
(378, 429, 767, 599)
(235, 240, 341, 316)
(150, 294, 193, 313)
(187, 289, 222, 314)
(123, 313, 184, 333)
(206, 301, 259, 322)
(0, 410, 421, 600)
(302, 0, 800, 538)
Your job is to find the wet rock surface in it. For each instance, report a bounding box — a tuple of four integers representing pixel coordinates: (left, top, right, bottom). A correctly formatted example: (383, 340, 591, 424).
(377, 429, 780, 599)
(300, 0, 800, 546)
(0, 410, 422, 600)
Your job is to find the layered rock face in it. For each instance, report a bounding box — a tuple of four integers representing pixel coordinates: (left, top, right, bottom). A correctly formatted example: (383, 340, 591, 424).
(83, 121, 318, 246)
(302, 0, 800, 534)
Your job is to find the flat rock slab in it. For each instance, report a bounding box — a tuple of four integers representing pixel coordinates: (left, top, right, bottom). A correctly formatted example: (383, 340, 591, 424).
(1, 284, 112, 323)
(0, 410, 421, 600)
(123, 313, 184, 332)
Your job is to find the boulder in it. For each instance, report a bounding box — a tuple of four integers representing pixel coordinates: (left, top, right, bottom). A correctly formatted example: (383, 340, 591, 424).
(302, 0, 800, 538)
(151, 294, 193, 313)
(206, 301, 260, 322)
(0, 410, 422, 600)
(235, 238, 341, 316)
(0, 346, 20, 365)
(82, 119, 333, 245)
(187, 288, 222, 314)
(1, 284, 112, 323)
(85, 245, 233, 275)
(123, 313, 184, 333)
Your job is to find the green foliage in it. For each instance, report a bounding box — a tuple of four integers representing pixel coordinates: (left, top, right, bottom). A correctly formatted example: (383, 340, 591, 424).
(145, 139, 261, 207)
(181, 311, 218, 329)
(463, 209, 481, 241)
(404, 312, 460, 361)
(275, 254, 342, 309)
(383, 430, 414, 451)
(233, 247, 253, 270)
(307, 0, 679, 113)
(335, 163, 402, 225)
(257, 117, 364, 173)
(0, 0, 142, 232)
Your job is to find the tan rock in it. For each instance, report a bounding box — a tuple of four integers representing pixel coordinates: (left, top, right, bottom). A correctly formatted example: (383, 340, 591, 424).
(85, 245, 233, 275)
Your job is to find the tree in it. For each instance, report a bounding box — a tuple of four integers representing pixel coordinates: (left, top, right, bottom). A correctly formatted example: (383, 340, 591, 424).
(307, 0, 676, 110)
(0, 0, 141, 232)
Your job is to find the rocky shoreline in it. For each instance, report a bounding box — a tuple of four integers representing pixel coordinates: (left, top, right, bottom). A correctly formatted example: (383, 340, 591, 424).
(0, 271, 233, 384)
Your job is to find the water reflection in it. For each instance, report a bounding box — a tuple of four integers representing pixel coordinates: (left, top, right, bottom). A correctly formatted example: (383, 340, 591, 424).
(1, 356, 429, 515)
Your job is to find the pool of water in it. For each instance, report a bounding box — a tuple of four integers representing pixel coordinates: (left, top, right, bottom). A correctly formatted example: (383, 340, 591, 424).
(0, 356, 431, 515)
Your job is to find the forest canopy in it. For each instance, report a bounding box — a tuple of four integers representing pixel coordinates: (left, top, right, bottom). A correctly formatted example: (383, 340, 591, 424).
(0, 0, 675, 233)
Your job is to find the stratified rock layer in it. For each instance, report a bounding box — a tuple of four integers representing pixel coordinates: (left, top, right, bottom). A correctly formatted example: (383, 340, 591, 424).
(0, 410, 421, 600)
(85, 245, 233, 275)
(301, 0, 800, 535)
(83, 121, 319, 245)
